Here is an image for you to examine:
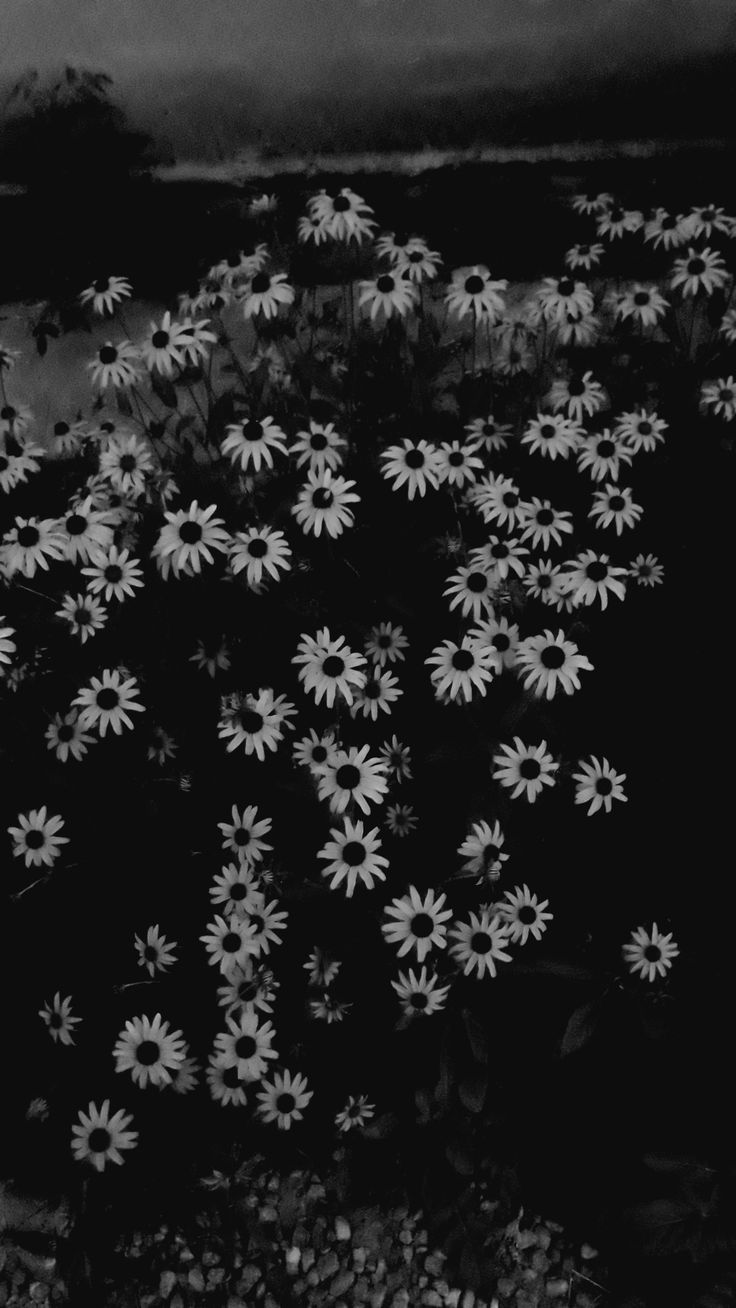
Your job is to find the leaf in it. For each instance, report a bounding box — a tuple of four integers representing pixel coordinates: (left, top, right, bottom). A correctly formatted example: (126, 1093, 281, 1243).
(627, 1198, 694, 1230)
(458, 1069, 487, 1114)
(445, 1139, 475, 1176)
(560, 999, 600, 1057)
(150, 372, 179, 409)
(461, 1008, 488, 1065)
(361, 1111, 398, 1141)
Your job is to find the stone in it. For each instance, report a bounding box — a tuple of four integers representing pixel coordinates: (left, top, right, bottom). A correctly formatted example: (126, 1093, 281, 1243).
(330, 1269, 356, 1297)
(335, 1216, 352, 1241)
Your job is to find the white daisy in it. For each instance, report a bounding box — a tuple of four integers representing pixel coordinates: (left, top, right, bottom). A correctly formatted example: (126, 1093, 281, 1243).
(457, 819, 509, 882)
(701, 376, 736, 423)
(472, 474, 526, 530)
(521, 413, 581, 461)
(449, 909, 513, 979)
(210, 863, 261, 917)
(576, 430, 633, 483)
(335, 1095, 377, 1131)
(380, 439, 442, 500)
(1, 516, 65, 578)
(217, 804, 273, 864)
(391, 966, 451, 1017)
(622, 922, 679, 983)
(81, 545, 145, 602)
(572, 756, 628, 815)
(79, 275, 132, 315)
(315, 745, 389, 816)
(358, 273, 418, 321)
(378, 735, 412, 783)
(8, 806, 69, 869)
(217, 688, 286, 761)
(134, 925, 179, 978)
(560, 551, 628, 610)
(548, 371, 606, 425)
(443, 563, 498, 620)
(45, 710, 96, 763)
(670, 246, 729, 297)
(498, 885, 553, 945)
(613, 410, 668, 454)
(385, 803, 418, 837)
(364, 622, 409, 668)
(382, 885, 453, 962)
(112, 1012, 187, 1089)
(206, 1055, 250, 1106)
(292, 728, 340, 772)
(492, 738, 558, 803)
(55, 592, 108, 644)
(464, 414, 513, 454)
(467, 614, 521, 672)
(293, 628, 367, 708)
(349, 669, 402, 721)
(292, 467, 360, 539)
(152, 501, 231, 578)
(445, 266, 508, 323)
(0, 617, 16, 671)
(628, 553, 664, 587)
(221, 415, 288, 473)
(200, 914, 260, 974)
(71, 1100, 138, 1173)
(99, 433, 155, 496)
(615, 285, 670, 329)
(518, 498, 574, 552)
(256, 1070, 313, 1130)
(39, 992, 82, 1045)
(434, 440, 484, 489)
(290, 421, 347, 474)
(213, 1010, 278, 1081)
(589, 484, 644, 535)
(425, 637, 496, 701)
(73, 668, 145, 737)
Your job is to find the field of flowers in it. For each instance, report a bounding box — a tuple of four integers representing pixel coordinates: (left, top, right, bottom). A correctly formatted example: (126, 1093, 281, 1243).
(2, 183, 736, 1305)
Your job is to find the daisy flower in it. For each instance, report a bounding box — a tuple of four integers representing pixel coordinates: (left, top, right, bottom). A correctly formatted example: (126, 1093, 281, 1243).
(382, 885, 453, 963)
(55, 592, 108, 644)
(615, 285, 670, 329)
(147, 726, 178, 766)
(576, 430, 633, 483)
(292, 467, 360, 539)
(523, 559, 568, 608)
(137, 311, 191, 376)
(358, 273, 418, 321)
(0, 617, 16, 670)
(425, 636, 496, 701)
(374, 230, 426, 261)
(55, 496, 115, 565)
(87, 340, 141, 390)
(45, 710, 96, 763)
(380, 439, 441, 500)
(548, 370, 606, 424)
(457, 819, 509, 882)
(589, 484, 644, 535)
(1, 516, 65, 578)
(71, 1101, 138, 1173)
(315, 745, 389, 816)
(73, 668, 145, 737)
(239, 271, 295, 319)
(217, 804, 273, 865)
(499, 884, 553, 945)
(206, 1055, 249, 1106)
(349, 669, 402, 721)
(217, 688, 286, 761)
(445, 266, 508, 323)
(290, 421, 346, 474)
(200, 915, 259, 973)
(537, 276, 594, 325)
(292, 728, 340, 772)
(99, 433, 155, 496)
(396, 246, 443, 283)
(443, 563, 498, 621)
(379, 735, 412, 782)
(189, 639, 231, 678)
(391, 967, 451, 1017)
(164, 1056, 201, 1096)
(564, 243, 604, 271)
(364, 622, 409, 668)
(622, 923, 679, 983)
(688, 204, 734, 239)
(385, 804, 418, 837)
(435, 440, 484, 489)
(464, 414, 512, 454)
(221, 415, 288, 473)
(210, 863, 260, 917)
(643, 209, 694, 250)
(492, 738, 558, 803)
(469, 536, 529, 582)
(134, 925, 179, 978)
(571, 191, 614, 215)
(555, 310, 600, 349)
(614, 409, 668, 454)
(449, 909, 513, 979)
(309, 186, 376, 243)
(257, 1070, 313, 1130)
(213, 1010, 278, 1081)
(718, 306, 736, 343)
(519, 498, 574, 552)
(572, 756, 627, 815)
(596, 204, 644, 241)
(229, 527, 292, 588)
(242, 894, 288, 957)
(8, 806, 69, 869)
(629, 553, 664, 587)
(560, 551, 628, 610)
(217, 959, 278, 1017)
(701, 376, 736, 422)
(515, 630, 593, 700)
(303, 948, 342, 988)
(39, 992, 82, 1045)
(79, 275, 132, 315)
(472, 473, 525, 530)
(113, 1013, 187, 1089)
(670, 246, 729, 297)
(336, 1095, 376, 1131)
(310, 994, 352, 1023)
(297, 213, 331, 245)
(81, 545, 144, 602)
(293, 628, 366, 708)
(152, 501, 231, 578)
(521, 413, 581, 460)
(0, 452, 26, 493)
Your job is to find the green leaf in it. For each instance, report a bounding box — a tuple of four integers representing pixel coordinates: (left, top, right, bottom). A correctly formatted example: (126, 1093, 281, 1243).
(560, 999, 600, 1057)
(461, 1008, 488, 1065)
(445, 1139, 475, 1176)
(458, 1070, 487, 1114)
(151, 372, 179, 409)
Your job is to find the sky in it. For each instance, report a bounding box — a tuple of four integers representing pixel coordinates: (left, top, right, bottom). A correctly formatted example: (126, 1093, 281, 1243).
(3, 0, 736, 158)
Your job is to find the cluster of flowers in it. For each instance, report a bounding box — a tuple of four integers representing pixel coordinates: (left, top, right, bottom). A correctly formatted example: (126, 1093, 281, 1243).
(3, 181, 712, 1177)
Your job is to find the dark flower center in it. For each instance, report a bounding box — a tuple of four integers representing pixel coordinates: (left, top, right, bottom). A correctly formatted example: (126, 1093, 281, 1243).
(335, 763, 361, 790)
(101, 422, 115, 434)
(1, 405, 16, 420)
(638, 565, 651, 577)
(644, 945, 662, 962)
(230, 883, 248, 901)
(467, 572, 488, 593)
(491, 543, 508, 559)
(25, 830, 46, 849)
(537, 574, 552, 589)
(17, 526, 40, 548)
(638, 421, 652, 435)
(408, 251, 423, 263)
(243, 421, 264, 441)
(410, 992, 429, 1009)
(687, 258, 705, 275)
(661, 215, 676, 230)
(105, 564, 123, 582)
(482, 844, 500, 866)
(57, 724, 75, 741)
(540, 645, 566, 668)
(233, 828, 251, 846)
(595, 777, 613, 795)
(54, 421, 70, 435)
(470, 932, 492, 953)
(586, 561, 608, 581)
(276, 1092, 296, 1112)
(342, 840, 367, 866)
(48, 1011, 63, 1027)
(310, 433, 328, 450)
(633, 291, 650, 306)
(222, 932, 243, 953)
(322, 655, 345, 677)
(720, 389, 734, 402)
(518, 905, 537, 924)
(448, 451, 464, 466)
(411, 913, 435, 938)
(579, 245, 590, 255)
(223, 1067, 242, 1088)
(558, 278, 575, 296)
(251, 273, 271, 294)
(238, 710, 263, 734)
(333, 195, 351, 212)
(311, 745, 328, 763)
(65, 513, 88, 535)
(143, 945, 158, 961)
(376, 275, 395, 294)
(94, 278, 110, 293)
(451, 649, 474, 671)
(536, 508, 554, 525)
(99, 346, 118, 364)
(502, 492, 518, 507)
(312, 488, 334, 508)
(96, 688, 120, 710)
(483, 423, 496, 436)
(393, 232, 410, 246)
(519, 759, 541, 779)
(119, 454, 137, 472)
(88, 1127, 111, 1152)
(0, 457, 7, 471)
(377, 634, 392, 648)
(702, 208, 716, 222)
(539, 423, 556, 439)
(609, 206, 624, 222)
(247, 538, 268, 557)
(179, 521, 202, 543)
(365, 680, 381, 698)
(608, 495, 626, 511)
(235, 1036, 257, 1059)
(465, 275, 485, 295)
(596, 440, 615, 458)
(492, 633, 510, 650)
(404, 449, 425, 469)
(74, 607, 92, 625)
(567, 378, 585, 396)
(136, 1040, 161, 1066)
(151, 331, 169, 349)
